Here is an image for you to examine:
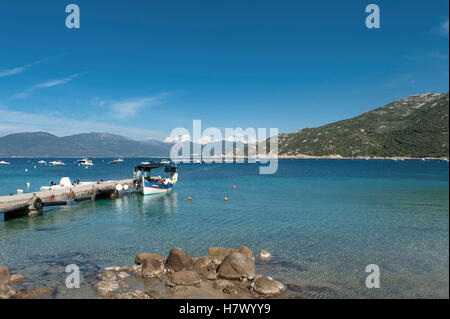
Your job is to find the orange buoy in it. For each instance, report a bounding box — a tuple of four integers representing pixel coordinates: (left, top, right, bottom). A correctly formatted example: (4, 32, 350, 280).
(188, 196, 192, 201)
(233, 185, 236, 190)
(224, 197, 228, 201)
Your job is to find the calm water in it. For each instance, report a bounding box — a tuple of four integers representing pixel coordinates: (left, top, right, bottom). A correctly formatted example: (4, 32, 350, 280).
(0, 158, 448, 298)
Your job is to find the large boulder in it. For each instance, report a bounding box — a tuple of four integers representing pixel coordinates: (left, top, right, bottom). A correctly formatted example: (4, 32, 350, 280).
(218, 252, 255, 280)
(142, 257, 164, 277)
(252, 277, 285, 296)
(0, 265, 11, 285)
(166, 248, 193, 271)
(0, 284, 16, 299)
(208, 247, 235, 264)
(237, 246, 253, 259)
(135, 253, 164, 265)
(170, 270, 201, 286)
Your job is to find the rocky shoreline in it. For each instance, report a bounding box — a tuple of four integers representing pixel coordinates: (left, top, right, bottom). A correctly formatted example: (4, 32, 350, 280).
(1, 246, 298, 299)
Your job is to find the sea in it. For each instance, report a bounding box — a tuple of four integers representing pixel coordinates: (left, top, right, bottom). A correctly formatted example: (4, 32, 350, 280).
(0, 158, 448, 298)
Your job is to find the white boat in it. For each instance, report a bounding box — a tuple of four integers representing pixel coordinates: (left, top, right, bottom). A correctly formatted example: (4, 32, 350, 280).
(193, 159, 201, 164)
(40, 177, 97, 191)
(110, 158, 124, 164)
(78, 158, 94, 166)
(38, 160, 47, 165)
(134, 161, 178, 195)
(49, 160, 65, 166)
(0, 160, 10, 165)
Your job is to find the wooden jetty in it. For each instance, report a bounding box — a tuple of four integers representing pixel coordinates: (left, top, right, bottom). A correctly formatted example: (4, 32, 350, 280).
(0, 178, 135, 220)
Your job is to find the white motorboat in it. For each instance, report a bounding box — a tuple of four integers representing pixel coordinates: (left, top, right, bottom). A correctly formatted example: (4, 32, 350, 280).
(49, 160, 65, 166)
(78, 158, 94, 166)
(0, 160, 11, 165)
(38, 160, 47, 165)
(110, 158, 124, 164)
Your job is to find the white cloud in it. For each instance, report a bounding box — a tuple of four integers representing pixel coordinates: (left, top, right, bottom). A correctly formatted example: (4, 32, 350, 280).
(11, 72, 85, 99)
(0, 56, 60, 78)
(97, 93, 170, 119)
(0, 107, 165, 140)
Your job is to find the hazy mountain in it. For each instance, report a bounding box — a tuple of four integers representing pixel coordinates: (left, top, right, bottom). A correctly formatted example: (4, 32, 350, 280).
(0, 132, 172, 157)
(273, 92, 449, 158)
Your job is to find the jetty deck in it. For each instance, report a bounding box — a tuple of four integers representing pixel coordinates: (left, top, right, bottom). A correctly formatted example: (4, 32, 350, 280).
(0, 178, 135, 219)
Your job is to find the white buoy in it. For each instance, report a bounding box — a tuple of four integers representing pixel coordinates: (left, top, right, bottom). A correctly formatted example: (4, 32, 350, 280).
(123, 184, 129, 190)
(26, 182, 30, 188)
(17, 189, 23, 194)
(115, 184, 123, 192)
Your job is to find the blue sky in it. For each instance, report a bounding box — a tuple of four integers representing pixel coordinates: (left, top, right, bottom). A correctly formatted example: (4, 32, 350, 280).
(0, 0, 448, 141)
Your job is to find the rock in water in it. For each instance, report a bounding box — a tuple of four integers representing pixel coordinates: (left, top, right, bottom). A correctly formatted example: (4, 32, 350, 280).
(0, 265, 11, 284)
(142, 257, 164, 278)
(99, 270, 117, 281)
(0, 284, 16, 299)
(218, 252, 255, 280)
(170, 270, 201, 286)
(97, 281, 120, 295)
(252, 277, 285, 296)
(117, 272, 130, 280)
(258, 249, 272, 261)
(166, 248, 193, 271)
(135, 253, 164, 265)
(9, 274, 25, 285)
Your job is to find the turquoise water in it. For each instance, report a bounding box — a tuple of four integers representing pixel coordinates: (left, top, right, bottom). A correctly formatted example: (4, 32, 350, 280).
(0, 158, 448, 298)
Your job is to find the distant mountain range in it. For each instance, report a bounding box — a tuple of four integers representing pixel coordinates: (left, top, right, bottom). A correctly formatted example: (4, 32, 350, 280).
(0, 132, 172, 158)
(273, 92, 449, 158)
(1, 92, 448, 158)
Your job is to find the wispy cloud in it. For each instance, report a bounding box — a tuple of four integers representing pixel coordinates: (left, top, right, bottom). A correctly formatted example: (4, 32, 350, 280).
(431, 19, 449, 37)
(11, 72, 86, 99)
(0, 106, 166, 140)
(0, 56, 60, 78)
(96, 92, 170, 119)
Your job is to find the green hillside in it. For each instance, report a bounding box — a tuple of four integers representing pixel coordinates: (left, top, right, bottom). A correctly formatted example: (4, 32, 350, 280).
(276, 92, 449, 158)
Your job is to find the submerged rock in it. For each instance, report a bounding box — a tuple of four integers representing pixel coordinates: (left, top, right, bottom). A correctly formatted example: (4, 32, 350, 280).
(96, 280, 120, 295)
(170, 270, 202, 286)
(16, 286, 55, 299)
(252, 277, 285, 296)
(9, 274, 25, 285)
(99, 270, 117, 281)
(0, 265, 11, 284)
(0, 283, 16, 299)
(117, 272, 130, 280)
(166, 248, 193, 271)
(218, 252, 255, 280)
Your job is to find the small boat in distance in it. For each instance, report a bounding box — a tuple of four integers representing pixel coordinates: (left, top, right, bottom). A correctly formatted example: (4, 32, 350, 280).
(110, 158, 124, 164)
(38, 160, 47, 165)
(134, 161, 178, 195)
(0, 160, 10, 165)
(78, 158, 94, 166)
(49, 160, 65, 166)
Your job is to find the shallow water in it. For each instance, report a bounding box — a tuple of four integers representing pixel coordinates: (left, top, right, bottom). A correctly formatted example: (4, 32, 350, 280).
(0, 158, 448, 298)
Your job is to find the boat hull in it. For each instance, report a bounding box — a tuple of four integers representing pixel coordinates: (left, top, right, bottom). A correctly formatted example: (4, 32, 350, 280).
(142, 181, 173, 195)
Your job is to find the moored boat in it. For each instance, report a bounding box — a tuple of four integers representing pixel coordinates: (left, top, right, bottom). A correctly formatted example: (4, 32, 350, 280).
(0, 160, 10, 165)
(110, 158, 124, 164)
(49, 160, 65, 166)
(78, 158, 94, 166)
(134, 161, 178, 195)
